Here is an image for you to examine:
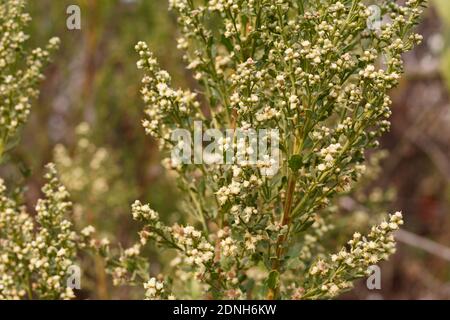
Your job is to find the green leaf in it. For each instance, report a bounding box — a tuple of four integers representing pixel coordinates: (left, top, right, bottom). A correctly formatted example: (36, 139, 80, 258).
(278, 142, 287, 154)
(266, 270, 280, 289)
(198, 179, 206, 195)
(288, 154, 302, 171)
(294, 219, 315, 234)
(220, 35, 233, 52)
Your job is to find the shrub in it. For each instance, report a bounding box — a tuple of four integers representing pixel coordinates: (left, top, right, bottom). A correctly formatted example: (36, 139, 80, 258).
(0, 0, 427, 300)
(0, 0, 59, 161)
(127, 0, 426, 299)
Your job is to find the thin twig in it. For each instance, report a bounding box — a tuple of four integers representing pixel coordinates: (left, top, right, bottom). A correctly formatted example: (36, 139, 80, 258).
(395, 229, 450, 262)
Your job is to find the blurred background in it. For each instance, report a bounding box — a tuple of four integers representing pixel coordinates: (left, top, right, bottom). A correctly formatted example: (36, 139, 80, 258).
(1, 0, 448, 299)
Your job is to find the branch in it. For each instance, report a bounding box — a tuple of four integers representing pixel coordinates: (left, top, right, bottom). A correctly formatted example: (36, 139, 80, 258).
(395, 229, 450, 262)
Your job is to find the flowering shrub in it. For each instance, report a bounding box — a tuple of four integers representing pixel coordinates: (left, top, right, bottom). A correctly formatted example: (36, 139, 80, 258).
(0, 0, 59, 161)
(0, 0, 89, 300)
(126, 0, 426, 299)
(0, 0, 428, 300)
(54, 122, 135, 234)
(0, 164, 84, 299)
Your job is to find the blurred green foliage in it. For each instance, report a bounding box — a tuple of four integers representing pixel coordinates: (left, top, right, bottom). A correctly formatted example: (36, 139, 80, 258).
(19, 0, 187, 219)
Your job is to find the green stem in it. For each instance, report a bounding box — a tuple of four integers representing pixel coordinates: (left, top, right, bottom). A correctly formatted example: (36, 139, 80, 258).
(25, 273, 33, 300)
(0, 140, 4, 163)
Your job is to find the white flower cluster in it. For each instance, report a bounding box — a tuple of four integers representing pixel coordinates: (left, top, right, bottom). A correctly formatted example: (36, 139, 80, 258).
(0, 164, 81, 299)
(143, 277, 165, 300)
(317, 143, 342, 172)
(304, 212, 404, 299)
(54, 123, 110, 196)
(136, 41, 202, 145)
(131, 200, 168, 245)
(171, 225, 215, 271)
(53, 122, 134, 251)
(0, 0, 59, 158)
(220, 236, 238, 257)
(216, 173, 262, 206)
(132, 201, 215, 273)
(131, 200, 159, 222)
